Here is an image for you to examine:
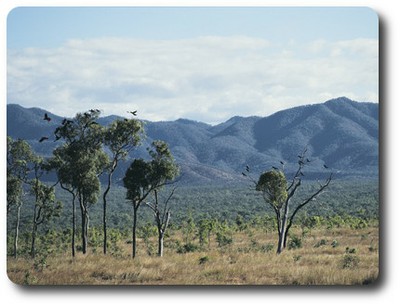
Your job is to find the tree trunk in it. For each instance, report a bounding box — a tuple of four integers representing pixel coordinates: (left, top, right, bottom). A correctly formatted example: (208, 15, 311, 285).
(30, 222, 37, 258)
(132, 205, 138, 258)
(102, 173, 112, 255)
(72, 194, 76, 257)
(277, 207, 289, 254)
(158, 231, 164, 257)
(13, 204, 21, 259)
(81, 208, 88, 254)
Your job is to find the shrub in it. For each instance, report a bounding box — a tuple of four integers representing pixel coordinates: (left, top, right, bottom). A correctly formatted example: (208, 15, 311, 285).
(314, 239, 327, 248)
(216, 232, 233, 247)
(288, 235, 302, 250)
(199, 256, 210, 265)
(177, 242, 199, 254)
(341, 254, 360, 269)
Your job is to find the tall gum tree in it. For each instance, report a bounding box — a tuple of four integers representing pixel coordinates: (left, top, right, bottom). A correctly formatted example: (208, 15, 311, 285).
(102, 118, 144, 254)
(7, 137, 35, 258)
(52, 109, 109, 254)
(123, 140, 179, 258)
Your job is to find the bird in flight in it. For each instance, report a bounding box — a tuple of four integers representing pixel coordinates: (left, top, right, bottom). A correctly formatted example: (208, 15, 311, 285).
(127, 110, 137, 116)
(39, 136, 49, 143)
(323, 164, 329, 169)
(43, 113, 51, 122)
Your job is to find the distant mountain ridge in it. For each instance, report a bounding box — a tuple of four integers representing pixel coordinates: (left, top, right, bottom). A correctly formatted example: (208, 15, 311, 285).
(7, 97, 379, 185)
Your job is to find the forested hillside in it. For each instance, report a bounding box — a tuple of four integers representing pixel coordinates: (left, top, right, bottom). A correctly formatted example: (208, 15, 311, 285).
(7, 97, 378, 185)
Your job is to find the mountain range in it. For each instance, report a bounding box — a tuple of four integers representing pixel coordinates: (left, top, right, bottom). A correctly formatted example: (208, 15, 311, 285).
(7, 97, 379, 185)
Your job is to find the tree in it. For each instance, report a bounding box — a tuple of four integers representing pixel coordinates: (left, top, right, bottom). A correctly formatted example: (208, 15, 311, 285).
(7, 137, 35, 258)
(248, 149, 333, 254)
(102, 118, 144, 254)
(145, 187, 177, 257)
(123, 140, 179, 258)
(52, 109, 108, 254)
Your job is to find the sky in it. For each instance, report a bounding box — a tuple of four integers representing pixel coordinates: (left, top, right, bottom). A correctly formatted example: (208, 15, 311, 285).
(7, 6, 378, 124)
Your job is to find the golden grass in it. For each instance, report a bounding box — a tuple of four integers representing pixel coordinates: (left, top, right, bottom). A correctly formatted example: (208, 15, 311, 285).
(7, 226, 379, 286)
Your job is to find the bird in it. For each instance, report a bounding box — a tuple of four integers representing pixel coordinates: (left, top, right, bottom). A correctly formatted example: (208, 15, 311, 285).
(245, 165, 250, 172)
(43, 113, 51, 122)
(272, 166, 279, 170)
(306, 158, 311, 162)
(280, 161, 285, 165)
(39, 136, 49, 143)
(323, 164, 329, 169)
(127, 110, 137, 116)
(242, 172, 247, 177)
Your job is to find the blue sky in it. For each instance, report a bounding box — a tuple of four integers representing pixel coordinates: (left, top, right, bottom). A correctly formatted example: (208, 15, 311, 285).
(7, 7, 378, 124)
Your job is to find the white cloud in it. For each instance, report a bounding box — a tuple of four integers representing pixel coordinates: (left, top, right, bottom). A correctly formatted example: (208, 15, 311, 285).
(7, 36, 378, 124)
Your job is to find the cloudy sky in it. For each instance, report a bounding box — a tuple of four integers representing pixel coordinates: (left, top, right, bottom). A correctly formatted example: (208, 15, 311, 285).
(7, 7, 378, 124)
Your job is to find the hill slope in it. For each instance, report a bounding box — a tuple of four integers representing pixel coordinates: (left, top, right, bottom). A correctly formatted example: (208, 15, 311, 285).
(7, 97, 379, 185)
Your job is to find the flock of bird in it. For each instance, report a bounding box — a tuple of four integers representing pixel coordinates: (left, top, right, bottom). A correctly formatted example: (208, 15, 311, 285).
(241, 158, 329, 178)
(38, 110, 137, 143)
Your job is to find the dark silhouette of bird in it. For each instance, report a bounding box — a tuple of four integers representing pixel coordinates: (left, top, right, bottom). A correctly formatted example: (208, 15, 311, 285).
(323, 164, 329, 169)
(128, 110, 137, 116)
(43, 113, 51, 122)
(245, 165, 250, 172)
(280, 161, 284, 165)
(272, 166, 279, 170)
(242, 172, 247, 177)
(39, 136, 49, 143)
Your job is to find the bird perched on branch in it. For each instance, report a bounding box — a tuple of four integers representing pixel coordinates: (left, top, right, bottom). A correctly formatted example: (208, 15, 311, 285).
(43, 113, 51, 122)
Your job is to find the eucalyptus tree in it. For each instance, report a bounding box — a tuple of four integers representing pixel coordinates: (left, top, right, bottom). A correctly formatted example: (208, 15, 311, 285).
(123, 140, 179, 258)
(52, 109, 109, 254)
(102, 118, 144, 254)
(245, 149, 333, 254)
(29, 157, 62, 258)
(7, 136, 35, 258)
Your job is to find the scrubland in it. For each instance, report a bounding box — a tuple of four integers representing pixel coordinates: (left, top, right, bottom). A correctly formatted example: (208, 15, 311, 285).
(7, 226, 378, 286)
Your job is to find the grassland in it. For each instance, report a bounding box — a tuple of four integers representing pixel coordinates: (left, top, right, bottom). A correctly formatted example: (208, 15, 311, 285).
(7, 226, 379, 286)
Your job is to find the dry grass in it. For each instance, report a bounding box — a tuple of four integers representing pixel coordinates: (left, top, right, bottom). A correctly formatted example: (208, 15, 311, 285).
(7, 226, 379, 286)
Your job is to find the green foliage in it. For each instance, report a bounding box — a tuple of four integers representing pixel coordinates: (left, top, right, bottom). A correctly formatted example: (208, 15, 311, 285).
(198, 256, 210, 265)
(288, 235, 303, 250)
(256, 170, 288, 209)
(176, 242, 199, 254)
(314, 239, 327, 248)
(341, 254, 360, 269)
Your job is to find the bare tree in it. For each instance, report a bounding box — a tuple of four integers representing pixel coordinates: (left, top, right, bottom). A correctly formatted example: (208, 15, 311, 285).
(145, 187, 177, 257)
(245, 148, 333, 254)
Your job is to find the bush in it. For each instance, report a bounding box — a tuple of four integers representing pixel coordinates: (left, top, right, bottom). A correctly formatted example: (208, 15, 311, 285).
(177, 242, 199, 254)
(314, 239, 327, 248)
(216, 232, 233, 247)
(341, 254, 360, 269)
(199, 256, 210, 265)
(288, 235, 302, 250)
